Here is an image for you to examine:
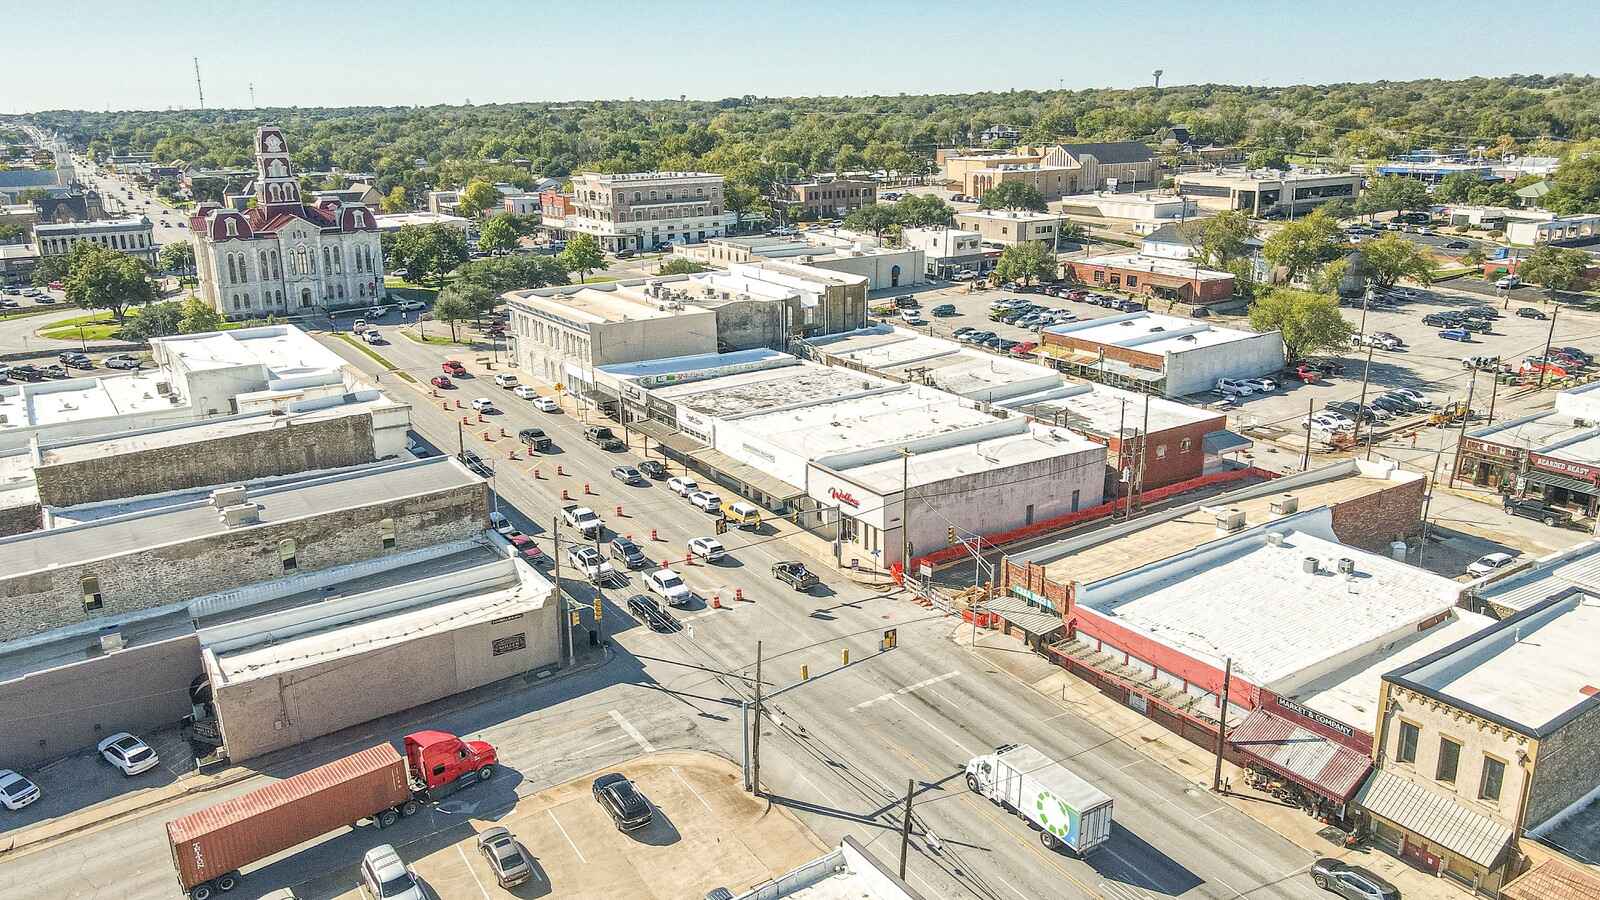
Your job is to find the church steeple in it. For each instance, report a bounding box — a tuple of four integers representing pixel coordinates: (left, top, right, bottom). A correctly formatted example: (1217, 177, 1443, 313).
(254, 125, 302, 215)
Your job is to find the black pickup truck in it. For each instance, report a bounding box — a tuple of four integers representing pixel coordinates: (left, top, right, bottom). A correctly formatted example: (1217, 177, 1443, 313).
(585, 426, 625, 452)
(772, 561, 819, 592)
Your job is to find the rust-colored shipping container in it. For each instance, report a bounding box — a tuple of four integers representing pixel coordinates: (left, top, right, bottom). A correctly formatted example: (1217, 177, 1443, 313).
(166, 744, 410, 895)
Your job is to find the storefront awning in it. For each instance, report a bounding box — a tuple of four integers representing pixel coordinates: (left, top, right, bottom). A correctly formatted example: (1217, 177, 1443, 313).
(1524, 468, 1598, 495)
(687, 446, 807, 504)
(630, 419, 709, 458)
(983, 595, 1062, 638)
(1203, 429, 1254, 456)
(1228, 708, 1371, 803)
(1354, 770, 1514, 868)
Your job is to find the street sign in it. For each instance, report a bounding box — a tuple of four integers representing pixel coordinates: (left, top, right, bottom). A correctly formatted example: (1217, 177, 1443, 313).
(554, 382, 564, 392)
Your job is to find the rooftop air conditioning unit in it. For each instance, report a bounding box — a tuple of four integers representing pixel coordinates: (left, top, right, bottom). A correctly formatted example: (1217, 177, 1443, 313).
(1269, 493, 1299, 516)
(155, 382, 172, 396)
(1576, 418, 1590, 427)
(210, 485, 248, 508)
(1303, 557, 1320, 574)
(1214, 508, 1246, 533)
(1337, 557, 1357, 575)
(219, 503, 261, 527)
(99, 626, 124, 653)
(1266, 531, 1285, 547)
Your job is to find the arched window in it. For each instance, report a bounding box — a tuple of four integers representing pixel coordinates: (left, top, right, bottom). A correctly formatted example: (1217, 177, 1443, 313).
(336, 284, 345, 299)
(271, 250, 281, 279)
(332, 246, 342, 274)
(634, 192, 640, 201)
(696, 188, 704, 197)
(259, 250, 269, 277)
(228, 255, 239, 283)
(358, 283, 366, 298)
(322, 247, 331, 274)
(274, 290, 282, 305)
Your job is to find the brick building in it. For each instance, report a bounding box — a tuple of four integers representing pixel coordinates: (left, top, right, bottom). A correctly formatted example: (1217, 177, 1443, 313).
(1061, 252, 1236, 305)
(771, 178, 877, 223)
(1361, 590, 1600, 893)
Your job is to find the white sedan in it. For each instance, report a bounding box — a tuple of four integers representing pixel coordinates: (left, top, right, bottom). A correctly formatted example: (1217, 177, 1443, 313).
(512, 385, 537, 399)
(0, 769, 41, 810)
(98, 732, 160, 776)
(688, 536, 725, 562)
(644, 568, 693, 607)
(1467, 552, 1516, 578)
(532, 396, 559, 413)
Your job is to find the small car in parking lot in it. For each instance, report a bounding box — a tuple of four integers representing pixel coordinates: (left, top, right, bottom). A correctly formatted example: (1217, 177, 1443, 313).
(688, 536, 726, 562)
(98, 732, 159, 776)
(593, 772, 653, 831)
(1515, 307, 1547, 319)
(476, 826, 533, 888)
(0, 769, 41, 810)
(102, 354, 142, 369)
(627, 594, 678, 632)
(1242, 376, 1278, 392)
(1215, 378, 1256, 396)
(644, 568, 692, 606)
(1467, 552, 1516, 577)
(1503, 497, 1572, 527)
(1422, 312, 1463, 327)
(611, 465, 642, 484)
(1438, 328, 1472, 341)
(931, 304, 957, 316)
(532, 395, 559, 412)
(1303, 412, 1354, 432)
(361, 844, 426, 900)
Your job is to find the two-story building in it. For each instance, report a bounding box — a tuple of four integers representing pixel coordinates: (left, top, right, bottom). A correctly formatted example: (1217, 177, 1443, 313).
(1360, 590, 1600, 894)
(771, 178, 877, 223)
(955, 210, 1069, 247)
(901, 227, 988, 278)
(35, 215, 158, 267)
(566, 171, 725, 252)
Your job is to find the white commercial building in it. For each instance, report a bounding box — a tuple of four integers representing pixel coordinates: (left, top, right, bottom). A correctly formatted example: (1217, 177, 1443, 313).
(1175, 169, 1362, 218)
(372, 211, 472, 234)
(1505, 213, 1600, 247)
(683, 231, 924, 291)
(955, 209, 1070, 246)
(902, 227, 987, 279)
(567, 170, 725, 252)
(806, 325, 1061, 403)
(1041, 312, 1285, 397)
(35, 215, 157, 266)
(1058, 192, 1198, 232)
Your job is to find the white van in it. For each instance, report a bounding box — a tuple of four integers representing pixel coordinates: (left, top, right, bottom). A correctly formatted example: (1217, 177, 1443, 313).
(1495, 275, 1521, 289)
(493, 373, 519, 388)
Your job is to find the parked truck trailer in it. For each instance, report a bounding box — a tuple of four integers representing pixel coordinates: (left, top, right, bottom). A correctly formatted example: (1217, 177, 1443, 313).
(165, 731, 496, 899)
(965, 743, 1113, 855)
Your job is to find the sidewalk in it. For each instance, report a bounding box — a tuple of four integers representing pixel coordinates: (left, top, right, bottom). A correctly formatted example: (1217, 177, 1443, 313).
(960, 627, 1472, 900)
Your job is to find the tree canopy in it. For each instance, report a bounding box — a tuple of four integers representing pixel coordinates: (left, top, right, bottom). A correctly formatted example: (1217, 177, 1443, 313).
(557, 233, 608, 283)
(1359, 233, 1437, 288)
(994, 241, 1058, 285)
(1261, 210, 1342, 282)
(458, 179, 503, 217)
(452, 253, 569, 294)
(1517, 245, 1592, 294)
(1176, 210, 1258, 268)
(658, 258, 707, 275)
(1357, 175, 1430, 219)
(476, 215, 520, 253)
(977, 181, 1047, 212)
(1247, 288, 1353, 362)
(159, 241, 195, 272)
(383, 222, 470, 288)
(61, 242, 155, 323)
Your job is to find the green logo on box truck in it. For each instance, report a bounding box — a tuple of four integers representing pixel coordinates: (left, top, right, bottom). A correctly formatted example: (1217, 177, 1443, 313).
(1035, 790, 1080, 842)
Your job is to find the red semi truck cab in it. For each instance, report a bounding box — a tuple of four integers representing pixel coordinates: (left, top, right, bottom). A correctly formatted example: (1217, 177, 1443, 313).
(404, 730, 498, 794)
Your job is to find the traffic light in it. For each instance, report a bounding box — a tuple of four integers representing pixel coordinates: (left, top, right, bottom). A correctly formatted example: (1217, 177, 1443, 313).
(948, 525, 957, 545)
(716, 518, 728, 535)
(592, 597, 603, 620)
(882, 628, 898, 650)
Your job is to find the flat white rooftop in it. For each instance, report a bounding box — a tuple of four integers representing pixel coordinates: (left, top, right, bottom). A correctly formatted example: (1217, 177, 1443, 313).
(1045, 312, 1261, 352)
(597, 348, 792, 384)
(0, 370, 181, 431)
(1286, 609, 1496, 730)
(727, 386, 998, 458)
(154, 325, 350, 378)
(1394, 591, 1600, 731)
(658, 364, 891, 417)
(514, 282, 701, 324)
(1078, 514, 1461, 691)
(1469, 409, 1597, 453)
(998, 383, 1222, 437)
(833, 424, 1096, 489)
(957, 209, 1065, 223)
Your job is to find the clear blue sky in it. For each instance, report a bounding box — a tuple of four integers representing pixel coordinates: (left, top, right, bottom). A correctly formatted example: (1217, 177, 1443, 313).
(8, 0, 1598, 111)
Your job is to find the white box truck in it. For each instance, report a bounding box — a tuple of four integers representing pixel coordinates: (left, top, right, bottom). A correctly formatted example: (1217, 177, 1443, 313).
(965, 744, 1113, 855)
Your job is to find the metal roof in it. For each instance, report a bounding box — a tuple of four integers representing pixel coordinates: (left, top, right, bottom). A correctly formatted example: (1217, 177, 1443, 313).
(984, 594, 1062, 638)
(1502, 859, 1600, 900)
(1354, 770, 1513, 868)
(1228, 708, 1371, 802)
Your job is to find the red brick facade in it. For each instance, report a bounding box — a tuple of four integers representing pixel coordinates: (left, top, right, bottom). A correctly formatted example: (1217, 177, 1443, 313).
(1328, 476, 1426, 553)
(1062, 260, 1234, 304)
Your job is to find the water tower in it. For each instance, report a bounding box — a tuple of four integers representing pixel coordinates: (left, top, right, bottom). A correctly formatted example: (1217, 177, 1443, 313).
(1152, 69, 1163, 90)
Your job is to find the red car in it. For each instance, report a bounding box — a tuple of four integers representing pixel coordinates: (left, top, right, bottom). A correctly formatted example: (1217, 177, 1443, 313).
(1010, 340, 1039, 356)
(442, 360, 467, 376)
(431, 374, 453, 388)
(1065, 289, 1090, 301)
(1288, 365, 1321, 383)
(508, 534, 545, 564)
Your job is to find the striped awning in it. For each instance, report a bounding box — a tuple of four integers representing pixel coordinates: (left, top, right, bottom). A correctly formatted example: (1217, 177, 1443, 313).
(983, 594, 1062, 638)
(1228, 708, 1371, 803)
(1524, 468, 1598, 495)
(1354, 770, 1514, 868)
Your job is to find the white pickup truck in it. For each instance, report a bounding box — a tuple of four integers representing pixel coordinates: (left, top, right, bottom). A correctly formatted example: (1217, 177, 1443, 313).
(561, 505, 604, 538)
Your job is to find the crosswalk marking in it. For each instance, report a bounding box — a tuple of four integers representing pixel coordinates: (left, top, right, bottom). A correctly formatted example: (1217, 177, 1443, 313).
(849, 671, 959, 711)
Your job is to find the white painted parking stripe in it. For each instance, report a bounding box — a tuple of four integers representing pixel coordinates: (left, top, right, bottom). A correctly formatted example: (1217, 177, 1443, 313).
(670, 765, 715, 814)
(609, 709, 656, 753)
(455, 842, 493, 900)
(548, 808, 587, 864)
(849, 671, 959, 711)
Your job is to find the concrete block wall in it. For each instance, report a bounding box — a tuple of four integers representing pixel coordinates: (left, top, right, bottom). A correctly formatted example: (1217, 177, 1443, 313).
(0, 482, 487, 642)
(34, 414, 377, 508)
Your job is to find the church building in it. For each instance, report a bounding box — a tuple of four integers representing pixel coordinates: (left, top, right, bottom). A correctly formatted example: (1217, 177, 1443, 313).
(190, 125, 383, 318)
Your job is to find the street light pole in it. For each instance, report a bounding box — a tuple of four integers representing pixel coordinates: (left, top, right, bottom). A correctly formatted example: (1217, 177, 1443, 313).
(898, 448, 914, 580)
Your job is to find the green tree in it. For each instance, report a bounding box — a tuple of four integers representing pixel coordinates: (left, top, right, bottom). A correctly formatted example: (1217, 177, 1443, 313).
(1359, 233, 1437, 288)
(380, 185, 409, 212)
(439, 280, 498, 323)
(159, 241, 195, 272)
(1434, 172, 1481, 204)
(16, 188, 49, 203)
(1361, 175, 1430, 221)
(844, 204, 898, 238)
(894, 194, 954, 228)
(453, 254, 569, 294)
(477, 215, 520, 253)
(977, 181, 1048, 212)
(1543, 156, 1600, 214)
(458, 179, 503, 217)
(993, 241, 1058, 286)
(116, 300, 183, 342)
(1246, 149, 1289, 170)
(557, 233, 608, 283)
(0, 223, 26, 243)
(188, 176, 228, 205)
(1247, 288, 1353, 361)
(385, 223, 470, 288)
(432, 289, 474, 341)
(1318, 198, 1354, 222)
(1517, 245, 1592, 295)
(1261, 210, 1341, 282)
(31, 253, 71, 287)
(1462, 246, 1487, 267)
(62, 242, 155, 323)
(658, 258, 707, 275)
(725, 183, 763, 229)
(177, 295, 223, 333)
(1177, 210, 1259, 268)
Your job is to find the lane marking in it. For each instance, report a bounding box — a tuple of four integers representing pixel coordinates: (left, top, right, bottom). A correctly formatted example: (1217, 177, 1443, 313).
(609, 709, 656, 753)
(455, 843, 493, 900)
(548, 808, 586, 864)
(890, 695, 977, 755)
(849, 671, 959, 711)
(670, 765, 715, 814)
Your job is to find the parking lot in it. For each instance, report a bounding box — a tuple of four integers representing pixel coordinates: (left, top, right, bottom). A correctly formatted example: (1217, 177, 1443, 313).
(320, 751, 828, 900)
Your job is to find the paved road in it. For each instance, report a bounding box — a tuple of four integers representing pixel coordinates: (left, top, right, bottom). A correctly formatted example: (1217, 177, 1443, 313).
(0, 322, 1340, 900)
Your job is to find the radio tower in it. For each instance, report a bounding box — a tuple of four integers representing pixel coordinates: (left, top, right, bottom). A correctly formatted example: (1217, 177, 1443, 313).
(194, 58, 205, 109)
(249, 83, 256, 108)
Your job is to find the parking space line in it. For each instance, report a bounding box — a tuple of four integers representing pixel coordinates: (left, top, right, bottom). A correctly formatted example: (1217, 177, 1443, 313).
(548, 808, 587, 864)
(609, 709, 656, 753)
(455, 843, 493, 900)
(670, 765, 715, 814)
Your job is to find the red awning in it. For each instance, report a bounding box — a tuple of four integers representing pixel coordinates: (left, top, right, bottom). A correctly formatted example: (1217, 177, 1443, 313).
(1228, 708, 1372, 803)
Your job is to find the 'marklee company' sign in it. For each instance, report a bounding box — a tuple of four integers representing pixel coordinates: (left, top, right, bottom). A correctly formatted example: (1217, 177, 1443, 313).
(1275, 696, 1355, 738)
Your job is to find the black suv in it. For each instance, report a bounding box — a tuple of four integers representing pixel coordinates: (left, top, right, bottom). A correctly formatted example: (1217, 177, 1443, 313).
(608, 536, 648, 569)
(1422, 312, 1463, 327)
(1503, 497, 1572, 527)
(592, 773, 653, 831)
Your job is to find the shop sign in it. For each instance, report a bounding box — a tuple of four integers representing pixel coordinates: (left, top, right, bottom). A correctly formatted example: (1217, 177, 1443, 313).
(741, 442, 777, 464)
(1275, 696, 1356, 738)
(829, 487, 861, 508)
(1530, 454, 1598, 483)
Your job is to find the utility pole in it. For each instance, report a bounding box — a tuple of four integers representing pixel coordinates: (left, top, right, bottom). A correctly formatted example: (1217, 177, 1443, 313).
(1114, 399, 1128, 519)
(1302, 397, 1315, 472)
(1538, 304, 1561, 390)
(1449, 375, 1478, 486)
(898, 448, 914, 580)
(1134, 393, 1151, 513)
(553, 516, 571, 666)
(750, 641, 764, 797)
(193, 58, 204, 110)
(1212, 657, 1233, 793)
(898, 778, 916, 879)
(1357, 338, 1378, 459)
